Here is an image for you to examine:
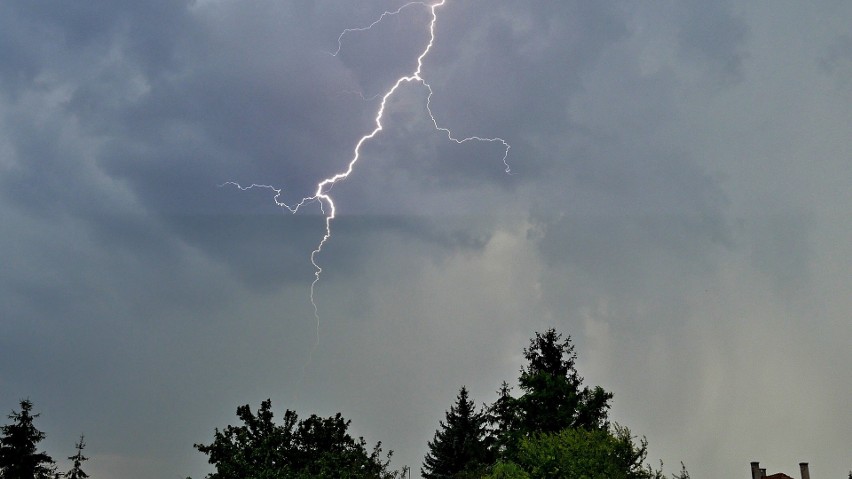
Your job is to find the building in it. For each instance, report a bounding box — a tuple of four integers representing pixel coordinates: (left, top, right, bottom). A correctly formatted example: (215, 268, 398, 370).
(750, 461, 811, 479)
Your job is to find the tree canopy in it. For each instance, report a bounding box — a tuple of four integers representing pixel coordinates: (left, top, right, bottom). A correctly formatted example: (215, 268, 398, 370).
(487, 425, 663, 479)
(515, 329, 612, 434)
(425, 328, 671, 479)
(485, 382, 519, 458)
(0, 399, 56, 479)
(421, 386, 491, 479)
(193, 399, 407, 479)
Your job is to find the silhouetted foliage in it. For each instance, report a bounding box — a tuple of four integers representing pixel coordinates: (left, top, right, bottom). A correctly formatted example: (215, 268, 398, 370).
(484, 425, 664, 479)
(473, 329, 680, 478)
(422, 387, 491, 479)
(65, 435, 89, 479)
(515, 329, 612, 435)
(671, 462, 689, 479)
(0, 399, 56, 479)
(193, 399, 407, 479)
(485, 382, 519, 458)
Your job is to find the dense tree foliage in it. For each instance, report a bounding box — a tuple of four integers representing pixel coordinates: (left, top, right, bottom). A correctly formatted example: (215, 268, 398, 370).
(482, 329, 614, 461)
(193, 399, 407, 479)
(482, 461, 529, 479)
(485, 382, 518, 458)
(0, 399, 56, 479)
(485, 426, 663, 479)
(425, 328, 673, 479)
(515, 329, 612, 434)
(422, 387, 491, 479)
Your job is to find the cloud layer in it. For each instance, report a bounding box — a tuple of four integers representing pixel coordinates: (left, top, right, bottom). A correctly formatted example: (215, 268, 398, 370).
(2, 1, 851, 478)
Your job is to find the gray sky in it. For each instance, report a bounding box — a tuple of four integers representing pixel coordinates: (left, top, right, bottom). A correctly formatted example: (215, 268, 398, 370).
(1, 1, 851, 478)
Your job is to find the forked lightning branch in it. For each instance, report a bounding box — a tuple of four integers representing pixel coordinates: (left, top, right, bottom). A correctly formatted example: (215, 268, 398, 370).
(223, 0, 511, 336)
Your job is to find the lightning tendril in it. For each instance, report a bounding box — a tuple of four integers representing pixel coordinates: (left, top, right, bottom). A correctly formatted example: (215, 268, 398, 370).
(223, 0, 511, 349)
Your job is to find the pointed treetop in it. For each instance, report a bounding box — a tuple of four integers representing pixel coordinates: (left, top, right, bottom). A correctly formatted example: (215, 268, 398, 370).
(0, 399, 56, 479)
(66, 435, 89, 479)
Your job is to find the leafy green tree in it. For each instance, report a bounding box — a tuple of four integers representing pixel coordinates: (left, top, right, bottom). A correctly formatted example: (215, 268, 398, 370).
(515, 329, 612, 435)
(292, 413, 399, 478)
(483, 461, 530, 479)
(490, 425, 663, 479)
(422, 387, 491, 479)
(65, 435, 89, 479)
(671, 462, 689, 479)
(193, 399, 406, 479)
(0, 399, 56, 479)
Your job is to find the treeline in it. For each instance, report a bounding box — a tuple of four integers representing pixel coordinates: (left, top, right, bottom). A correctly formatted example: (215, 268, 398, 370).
(4, 328, 686, 478)
(0, 399, 88, 479)
(420, 329, 671, 479)
(190, 329, 686, 479)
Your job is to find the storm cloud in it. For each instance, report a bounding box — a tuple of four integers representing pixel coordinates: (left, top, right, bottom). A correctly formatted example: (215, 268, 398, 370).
(2, 1, 851, 478)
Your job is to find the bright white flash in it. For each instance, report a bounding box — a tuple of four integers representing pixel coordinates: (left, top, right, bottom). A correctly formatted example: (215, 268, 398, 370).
(223, 0, 511, 342)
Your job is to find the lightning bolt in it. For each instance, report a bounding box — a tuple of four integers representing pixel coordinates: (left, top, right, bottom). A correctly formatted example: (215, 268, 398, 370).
(224, 0, 511, 348)
(328, 2, 431, 58)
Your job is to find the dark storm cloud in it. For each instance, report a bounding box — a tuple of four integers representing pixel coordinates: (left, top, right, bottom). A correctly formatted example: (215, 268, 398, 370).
(819, 33, 852, 83)
(526, 22, 735, 287)
(0, 0, 376, 288)
(0, 1, 194, 92)
(426, 1, 628, 175)
(2, 1, 852, 479)
(0, 0, 525, 307)
(675, 0, 748, 84)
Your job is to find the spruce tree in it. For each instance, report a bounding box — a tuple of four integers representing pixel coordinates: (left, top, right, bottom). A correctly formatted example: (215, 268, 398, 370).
(516, 329, 612, 434)
(485, 381, 519, 458)
(422, 387, 490, 479)
(0, 399, 56, 479)
(65, 435, 89, 479)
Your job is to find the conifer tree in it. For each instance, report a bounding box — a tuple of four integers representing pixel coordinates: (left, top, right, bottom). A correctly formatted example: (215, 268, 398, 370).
(485, 381, 519, 458)
(672, 462, 690, 479)
(422, 387, 490, 479)
(516, 329, 612, 434)
(0, 399, 56, 479)
(65, 435, 89, 479)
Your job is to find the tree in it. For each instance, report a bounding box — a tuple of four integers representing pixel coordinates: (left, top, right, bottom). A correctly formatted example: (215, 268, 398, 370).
(422, 387, 491, 479)
(515, 329, 612, 435)
(485, 382, 519, 458)
(293, 413, 399, 478)
(483, 461, 529, 479)
(193, 399, 406, 479)
(488, 425, 663, 479)
(476, 329, 682, 478)
(671, 462, 689, 479)
(0, 399, 56, 479)
(65, 435, 89, 479)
